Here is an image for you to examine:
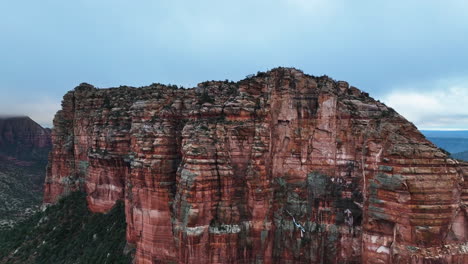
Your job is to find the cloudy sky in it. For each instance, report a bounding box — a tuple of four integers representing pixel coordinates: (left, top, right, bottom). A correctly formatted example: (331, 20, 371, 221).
(1, 0, 467, 129)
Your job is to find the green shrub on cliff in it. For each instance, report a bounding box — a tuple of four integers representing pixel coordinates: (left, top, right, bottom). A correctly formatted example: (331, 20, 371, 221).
(0, 160, 46, 229)
(0, 192, 132, 264)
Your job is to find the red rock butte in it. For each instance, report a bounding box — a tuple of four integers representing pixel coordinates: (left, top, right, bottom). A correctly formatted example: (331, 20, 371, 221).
(43, 68, 468, 264)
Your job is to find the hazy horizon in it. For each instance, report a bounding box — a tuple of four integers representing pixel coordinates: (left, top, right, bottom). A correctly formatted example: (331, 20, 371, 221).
(1, 0, 467, 129)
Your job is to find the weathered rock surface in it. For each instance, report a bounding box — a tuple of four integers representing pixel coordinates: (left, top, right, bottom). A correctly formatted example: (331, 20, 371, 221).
(44, 68, 468, 263)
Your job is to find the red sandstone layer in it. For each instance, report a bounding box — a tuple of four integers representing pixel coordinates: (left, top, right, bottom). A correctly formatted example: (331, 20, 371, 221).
(44, 68, 468, 263)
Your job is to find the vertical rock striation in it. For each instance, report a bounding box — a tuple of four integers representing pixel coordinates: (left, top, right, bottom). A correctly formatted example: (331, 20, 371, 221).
(44, 68, 468, 263)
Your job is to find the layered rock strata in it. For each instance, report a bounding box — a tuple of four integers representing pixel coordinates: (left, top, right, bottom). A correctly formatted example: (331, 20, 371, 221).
(44, 68, 468, 263)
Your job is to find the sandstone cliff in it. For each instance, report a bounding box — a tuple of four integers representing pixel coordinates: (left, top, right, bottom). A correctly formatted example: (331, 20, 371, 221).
(44, 68, 468, 264)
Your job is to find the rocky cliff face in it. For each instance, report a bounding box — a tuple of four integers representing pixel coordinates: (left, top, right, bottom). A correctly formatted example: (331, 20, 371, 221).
(44, 68, 468, 264)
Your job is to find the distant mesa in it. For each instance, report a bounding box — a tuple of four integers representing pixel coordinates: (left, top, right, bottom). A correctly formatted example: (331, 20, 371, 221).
(421, 130, 468, 161)
(0, 115, 52, 229)
(0, 115, 51, 161)
(452, 150, 468, 161)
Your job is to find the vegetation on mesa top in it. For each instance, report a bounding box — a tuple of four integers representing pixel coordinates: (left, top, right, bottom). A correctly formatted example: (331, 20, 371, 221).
(0, 192, 132, 264)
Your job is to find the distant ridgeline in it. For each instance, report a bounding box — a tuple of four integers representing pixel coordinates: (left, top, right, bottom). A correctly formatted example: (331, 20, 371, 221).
(421, 130, 468, 161)
(0, 116, 51, 229)
(0, 116, 51, 160)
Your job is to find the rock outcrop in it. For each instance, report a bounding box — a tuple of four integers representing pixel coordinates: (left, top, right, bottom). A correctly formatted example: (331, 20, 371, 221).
(44, 68, 468, 263)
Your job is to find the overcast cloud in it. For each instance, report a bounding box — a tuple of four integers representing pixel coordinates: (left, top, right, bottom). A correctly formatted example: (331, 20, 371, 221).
(383, 76, 468, 129)
(0, 0, 467, 128)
